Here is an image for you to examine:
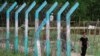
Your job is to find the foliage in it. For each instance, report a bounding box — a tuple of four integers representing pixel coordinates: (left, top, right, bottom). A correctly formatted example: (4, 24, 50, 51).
(0, 0, 100, 21)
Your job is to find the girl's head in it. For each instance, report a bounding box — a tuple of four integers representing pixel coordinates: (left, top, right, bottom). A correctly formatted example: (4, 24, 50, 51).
(82, 32, 86, 37)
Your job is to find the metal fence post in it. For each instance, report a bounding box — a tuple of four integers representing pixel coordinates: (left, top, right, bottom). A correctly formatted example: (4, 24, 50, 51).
(57, 2, 69, 56)
(34, 1, 47, 56)
(6, 2, 17, 51)
(66, 2, 79, 56)
(24, 1, 36, 56)
(15, 3, 26, 53)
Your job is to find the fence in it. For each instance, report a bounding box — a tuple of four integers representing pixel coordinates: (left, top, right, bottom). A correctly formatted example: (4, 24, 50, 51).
(3, 1, 100, 56)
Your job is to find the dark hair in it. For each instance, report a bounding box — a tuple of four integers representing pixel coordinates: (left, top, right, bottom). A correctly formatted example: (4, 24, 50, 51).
(82, 32, 86, 34)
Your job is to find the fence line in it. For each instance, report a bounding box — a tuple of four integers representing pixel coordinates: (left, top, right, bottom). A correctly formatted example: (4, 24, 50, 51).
(0, 1, 79, 56)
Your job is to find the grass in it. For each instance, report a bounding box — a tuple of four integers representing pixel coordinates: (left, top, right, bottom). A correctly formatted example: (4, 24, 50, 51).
(0, 49, 24, 56)
(0, 29, 100, 56)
